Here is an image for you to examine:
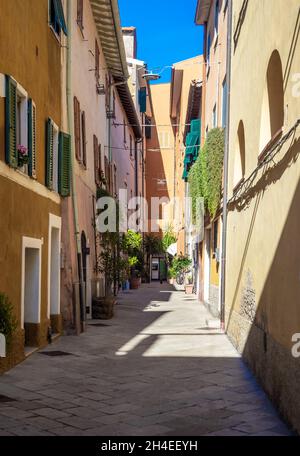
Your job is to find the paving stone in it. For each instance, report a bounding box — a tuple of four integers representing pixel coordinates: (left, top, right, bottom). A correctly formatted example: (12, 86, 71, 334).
(0, 283, 291, 436)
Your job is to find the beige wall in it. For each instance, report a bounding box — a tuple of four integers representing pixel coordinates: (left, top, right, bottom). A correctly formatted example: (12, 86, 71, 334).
(173, 56, 202, 254)
(146, 83, 174, 233)
(226, 0, 300, 431)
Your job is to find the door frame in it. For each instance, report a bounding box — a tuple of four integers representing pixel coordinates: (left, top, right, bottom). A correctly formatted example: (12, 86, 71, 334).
(21, 236, 42, 329)
(47, 214, 61, 319)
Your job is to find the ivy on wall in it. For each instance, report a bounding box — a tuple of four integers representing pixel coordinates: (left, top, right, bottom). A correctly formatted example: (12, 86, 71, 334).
(188, 128, 225, 219)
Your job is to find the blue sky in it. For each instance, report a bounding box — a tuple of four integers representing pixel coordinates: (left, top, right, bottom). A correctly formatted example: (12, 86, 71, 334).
(118, 0, 204, 83)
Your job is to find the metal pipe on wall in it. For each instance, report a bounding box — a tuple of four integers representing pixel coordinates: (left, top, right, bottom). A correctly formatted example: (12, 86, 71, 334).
(220, 0, 233, 331)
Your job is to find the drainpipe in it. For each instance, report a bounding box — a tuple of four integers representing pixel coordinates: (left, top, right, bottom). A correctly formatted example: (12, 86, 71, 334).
(220, 0, 233, 331)
(67, 0, 85, 329)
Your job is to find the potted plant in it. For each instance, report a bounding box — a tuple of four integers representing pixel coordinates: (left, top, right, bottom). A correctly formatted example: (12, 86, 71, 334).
(167, 266, 176, 285)
(0, 293, 17, 355)
(17, 145, 29, 167)
(185, 275, 194, 294)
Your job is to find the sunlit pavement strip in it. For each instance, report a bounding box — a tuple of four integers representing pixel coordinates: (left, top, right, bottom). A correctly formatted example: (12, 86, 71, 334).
(0, 283, 294, 436)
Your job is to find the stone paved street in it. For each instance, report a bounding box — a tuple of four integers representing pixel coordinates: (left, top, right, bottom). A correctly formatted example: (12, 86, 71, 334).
(0, 283, 293, 436)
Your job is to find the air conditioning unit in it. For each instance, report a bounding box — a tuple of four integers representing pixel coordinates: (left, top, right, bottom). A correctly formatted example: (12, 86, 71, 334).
(106, 109, 116, 119)
(96, 83, 105, 95)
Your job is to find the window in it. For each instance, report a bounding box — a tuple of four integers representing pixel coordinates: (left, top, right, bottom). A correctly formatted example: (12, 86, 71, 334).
(214, 0, 219, 36)
(233, 121, 246, 189)
(207, 33, 211, 69)
(222, 77, 227, 128)
(45, 119, 71, 196)
(77, 0, 84, 31)
(112, 90, 116, 117)
(212, 104, 217, 128)
(46, 118, 59, 192)
(123, 117, 127, 143)
(95, 40, 100, 83)
(74, 96, 81, 162)
(130, 135, 133, 157)
(158, 131, 170, 148)
(213, 219, 218, 252)
(259, 50, 284, 155)
(81, 111, 86, 168)
(5, 76, 37, 177)
(94, 135, 100, 186)
(113, 164, 117, 196)
(49, 0, 68, 37)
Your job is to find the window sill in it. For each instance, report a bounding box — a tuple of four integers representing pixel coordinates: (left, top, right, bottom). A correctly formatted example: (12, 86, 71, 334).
(49, 25, 61, 44)
(213, 33, 219, 52)
(258, 127, 283, 163)
(77, 22, 85, 39)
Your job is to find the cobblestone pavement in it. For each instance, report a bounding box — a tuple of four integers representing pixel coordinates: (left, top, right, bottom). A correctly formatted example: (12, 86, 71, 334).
(0, 283, 294, 436)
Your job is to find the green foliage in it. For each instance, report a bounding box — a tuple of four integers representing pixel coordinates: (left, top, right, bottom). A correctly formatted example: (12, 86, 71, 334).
(168, 266, 177, 279)
(122, 230, 142, 253)
(171, 255, 192, 274)
(188, 128, 225, 218)
(143, 234, 163, 255)
(162, 227, 177, 252)
(0, 293, 17, 348)
(128, 256, 139, 268)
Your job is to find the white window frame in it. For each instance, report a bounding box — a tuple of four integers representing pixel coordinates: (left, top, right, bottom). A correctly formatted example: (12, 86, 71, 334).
(15, 82, 28, 174)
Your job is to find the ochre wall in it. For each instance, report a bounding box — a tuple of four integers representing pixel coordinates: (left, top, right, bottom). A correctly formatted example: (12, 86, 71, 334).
(0, 0, 62, 370)
(225, 0, 300, 432)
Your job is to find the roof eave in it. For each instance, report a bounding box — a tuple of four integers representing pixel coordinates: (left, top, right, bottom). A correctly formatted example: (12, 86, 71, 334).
(194, 0, 212, 25)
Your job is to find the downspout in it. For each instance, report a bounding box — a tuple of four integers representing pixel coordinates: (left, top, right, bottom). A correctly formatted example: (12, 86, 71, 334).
(67, 0, 85, 329)
(220, 0, 233, 331)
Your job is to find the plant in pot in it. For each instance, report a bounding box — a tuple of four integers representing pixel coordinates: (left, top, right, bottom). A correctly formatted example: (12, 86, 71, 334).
(185, 274, 194, 294)
(167, 266, 176, 285)
(17, 145, 29, 168)
(0, 293, 18, 356)
(128, 256, 140, 289)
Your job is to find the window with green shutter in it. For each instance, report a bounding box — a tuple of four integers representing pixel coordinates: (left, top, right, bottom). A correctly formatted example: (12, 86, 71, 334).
(5, 75, 18, 168)
(58, 132, 71, 197)
(28, 99, 37, 178)
(46, 118, 54, 189)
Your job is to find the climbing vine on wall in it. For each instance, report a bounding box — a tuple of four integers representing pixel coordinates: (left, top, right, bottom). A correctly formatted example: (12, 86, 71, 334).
(188, 128, 225, 219)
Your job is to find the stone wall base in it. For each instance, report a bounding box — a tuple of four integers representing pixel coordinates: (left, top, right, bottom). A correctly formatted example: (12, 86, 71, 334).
(0, 329, 25, 375)
(227, 310, 300, 434)
(50, 314, 63, 334)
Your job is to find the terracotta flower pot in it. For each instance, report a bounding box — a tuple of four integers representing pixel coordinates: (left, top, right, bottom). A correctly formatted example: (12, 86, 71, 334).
(130, 278, 140, 289)
(185, 284, 194, 294)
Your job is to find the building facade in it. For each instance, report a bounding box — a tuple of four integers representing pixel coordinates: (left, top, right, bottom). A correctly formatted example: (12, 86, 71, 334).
(225, 0, 300, 433)
(195, 0, 228, 317)
(0, 0, 71, 372)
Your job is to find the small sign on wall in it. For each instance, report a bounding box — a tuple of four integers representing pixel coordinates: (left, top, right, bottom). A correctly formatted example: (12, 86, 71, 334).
(0, 334, 6, 358)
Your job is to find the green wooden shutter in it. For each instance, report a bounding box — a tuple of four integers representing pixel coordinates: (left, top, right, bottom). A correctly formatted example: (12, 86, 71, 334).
(28, 99, 37, 178)
(46, 118, 54, 189)
(5, 75, 17, 168)
(58, 132, 71, 197)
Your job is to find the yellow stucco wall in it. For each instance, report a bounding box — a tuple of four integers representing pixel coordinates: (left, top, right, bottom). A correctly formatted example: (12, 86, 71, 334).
(226, 0, 300, 350)
(0, 0, 61, 357)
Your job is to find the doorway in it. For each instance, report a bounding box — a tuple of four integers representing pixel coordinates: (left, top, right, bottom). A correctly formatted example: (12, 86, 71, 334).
(21, 237, 42, 346)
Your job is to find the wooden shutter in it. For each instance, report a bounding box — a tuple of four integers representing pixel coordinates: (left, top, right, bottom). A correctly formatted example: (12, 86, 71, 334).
(98, 144, 102, 176)
(73, 96, 81, 162)
(77, 0, 83, 30)
(95, 40, 100, 82)
(28, 99, 37, 178)
(81, 111, 86, 168)
(46, 118, 54, 189)
(93, 135, 99, 186)
(58, 132, 71, 197)
(5, 75, 17, 168)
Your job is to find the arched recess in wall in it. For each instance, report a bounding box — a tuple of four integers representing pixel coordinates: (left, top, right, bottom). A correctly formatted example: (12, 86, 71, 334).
(233, 120, 246, 188)
(259, 50, 284, 153)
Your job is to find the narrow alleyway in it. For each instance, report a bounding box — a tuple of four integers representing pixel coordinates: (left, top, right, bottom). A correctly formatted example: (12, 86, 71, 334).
(0, 284, 292, 436)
